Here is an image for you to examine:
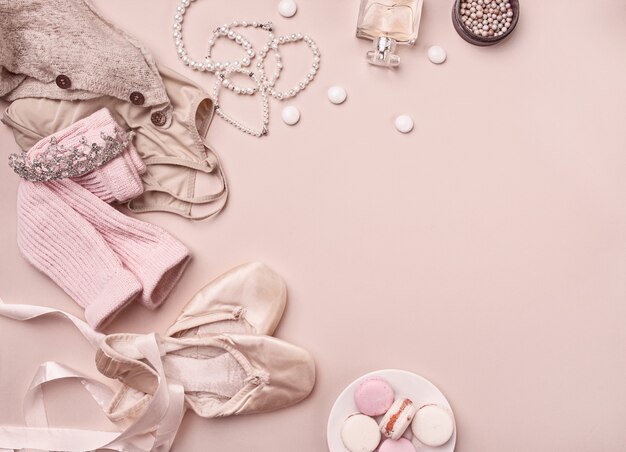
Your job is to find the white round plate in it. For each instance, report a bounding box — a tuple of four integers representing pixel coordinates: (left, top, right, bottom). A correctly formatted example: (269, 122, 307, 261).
(327, 369, 456, 452)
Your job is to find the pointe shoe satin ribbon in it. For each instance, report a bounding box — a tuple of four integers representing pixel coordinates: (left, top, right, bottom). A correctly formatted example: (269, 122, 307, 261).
(0, 300, 185, 452)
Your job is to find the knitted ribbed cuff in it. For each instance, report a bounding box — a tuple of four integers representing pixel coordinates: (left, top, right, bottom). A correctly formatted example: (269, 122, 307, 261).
(122, 142, 146, 175)
(73, 147, 144, 204)
(84, 267, 142, 330)
(136, 235, 191, 309)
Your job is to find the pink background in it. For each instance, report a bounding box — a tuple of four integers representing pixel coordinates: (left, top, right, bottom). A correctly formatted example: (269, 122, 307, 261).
(1, 0, 626, 451)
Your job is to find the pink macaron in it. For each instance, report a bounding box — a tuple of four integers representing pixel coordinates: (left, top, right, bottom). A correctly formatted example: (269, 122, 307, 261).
(378, 438, 416, 452)
(354, 377, 395, 416)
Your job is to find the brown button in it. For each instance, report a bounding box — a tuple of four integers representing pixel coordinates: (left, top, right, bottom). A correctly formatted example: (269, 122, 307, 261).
(151, 111, 167, 127)
(129, 91, 145, 105)
(55, 75, 71, 89)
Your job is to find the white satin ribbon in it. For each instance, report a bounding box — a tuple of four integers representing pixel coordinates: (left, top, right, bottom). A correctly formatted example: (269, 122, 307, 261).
(0, 299, 187, 452)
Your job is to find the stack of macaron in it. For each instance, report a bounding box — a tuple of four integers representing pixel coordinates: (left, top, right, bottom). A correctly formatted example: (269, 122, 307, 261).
(340, 377, 454, 452)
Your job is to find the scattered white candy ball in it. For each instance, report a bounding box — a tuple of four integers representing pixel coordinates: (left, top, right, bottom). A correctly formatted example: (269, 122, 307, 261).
(281, 106, 301, 125)
(278, 0, 297, 18)
(395, 115, 414, 133)
(427, 46, 447, 64)
(327, 86, 347, 105)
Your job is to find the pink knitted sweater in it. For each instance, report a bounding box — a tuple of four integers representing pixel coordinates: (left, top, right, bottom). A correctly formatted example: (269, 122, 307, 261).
(0, 0, 169, 107)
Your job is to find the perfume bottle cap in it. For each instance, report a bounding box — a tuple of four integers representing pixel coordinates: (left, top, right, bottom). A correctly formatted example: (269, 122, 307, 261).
(366, 36, 400, 67)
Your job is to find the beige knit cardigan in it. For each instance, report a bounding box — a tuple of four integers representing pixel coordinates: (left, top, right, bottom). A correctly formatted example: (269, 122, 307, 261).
(0, 0, 169, 108)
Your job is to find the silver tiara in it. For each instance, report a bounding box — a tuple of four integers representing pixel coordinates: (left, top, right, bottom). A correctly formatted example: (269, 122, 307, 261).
(9, 130, 134, 182)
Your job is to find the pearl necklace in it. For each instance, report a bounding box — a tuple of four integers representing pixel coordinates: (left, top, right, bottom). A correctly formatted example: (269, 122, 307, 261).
(172, 0, 321, 137)
(208, 22, 276, 95)
(258, 33, 320, 101)
(206, 22, 269, 71)
(213, 68, 270, 138)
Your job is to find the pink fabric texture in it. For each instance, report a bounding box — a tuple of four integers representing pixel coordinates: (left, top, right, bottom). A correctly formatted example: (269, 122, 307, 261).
(73, 146, 146, 203)
(14, 109, 190, 329)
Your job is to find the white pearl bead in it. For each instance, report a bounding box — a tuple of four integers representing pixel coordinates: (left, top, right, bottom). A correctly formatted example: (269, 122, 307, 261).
(427, 46, 447, 64)
(278, 0, 297, 18)
(395, 115, 414, 133)
(327, 86, 347, 104)
(281, 106, 300, 125)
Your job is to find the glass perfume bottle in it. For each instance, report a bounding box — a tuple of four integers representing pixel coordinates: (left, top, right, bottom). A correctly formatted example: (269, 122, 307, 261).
(356, 0, 423, 67)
